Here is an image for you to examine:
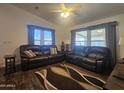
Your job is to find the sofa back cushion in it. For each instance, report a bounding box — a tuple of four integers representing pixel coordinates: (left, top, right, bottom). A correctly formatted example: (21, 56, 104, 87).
(28, 50, 37, 57)
(87, 46, 109, 59)
(70, 46, 110, 59)
(88, 53, 104, 59)
(72, 46, 89, 57)
(50, 48, 57, 55)
(42, 45, 58, 55)
(20, 45, 58, 57)
(80, 47, 89, 57)
(72, 46, 84, 55)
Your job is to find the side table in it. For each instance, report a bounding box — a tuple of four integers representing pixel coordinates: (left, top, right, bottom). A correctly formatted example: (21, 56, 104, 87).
(4, 55, 16, 75)
(60, 51, 72, 54)
(60, 51, 72, 59)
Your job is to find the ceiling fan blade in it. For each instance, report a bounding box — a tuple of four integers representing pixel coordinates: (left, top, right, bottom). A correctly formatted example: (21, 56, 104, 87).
(69, 4, 81, 12)
(60, 3, 66, 11)
(49, 3, 81, 18)
(50, 4, 66, 13)
(69, 11, 78, 17)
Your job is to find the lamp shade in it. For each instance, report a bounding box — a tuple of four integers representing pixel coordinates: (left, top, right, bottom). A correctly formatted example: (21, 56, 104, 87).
(65, 40, 70, 44)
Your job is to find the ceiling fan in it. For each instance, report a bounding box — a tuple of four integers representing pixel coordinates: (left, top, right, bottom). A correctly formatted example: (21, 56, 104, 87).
(51, 4, 81, 18)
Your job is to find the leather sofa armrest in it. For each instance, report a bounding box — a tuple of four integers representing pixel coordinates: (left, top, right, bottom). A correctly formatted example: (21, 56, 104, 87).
(22, 58, 29, 61)
(21, 57, 29, 71)
(96, 57, 104, 61)
(96, 60, 103, 73)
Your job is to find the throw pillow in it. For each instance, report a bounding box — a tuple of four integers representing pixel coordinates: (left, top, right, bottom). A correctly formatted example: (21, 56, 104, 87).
(54, 48, 57, 54)
(50, 48, 55, 55)
(24, 50, 34, 58)
(50, 48, 57, 55)
(28, 50, 37, 57)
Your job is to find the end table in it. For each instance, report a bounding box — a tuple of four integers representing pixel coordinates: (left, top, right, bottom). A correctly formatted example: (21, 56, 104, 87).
(4, 55, 16, 75)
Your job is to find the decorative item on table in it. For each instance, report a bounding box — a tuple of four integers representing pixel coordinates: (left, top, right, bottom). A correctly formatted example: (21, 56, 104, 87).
(61, 41, 65, 52)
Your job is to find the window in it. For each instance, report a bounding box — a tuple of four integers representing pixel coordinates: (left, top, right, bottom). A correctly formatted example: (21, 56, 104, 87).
(44, 31, 52, 45)
(34, 29, 41, 45)
(91, 28, 106, 47)
(28, 25, 55, 45)
(34, 29, 53, 45)
(75, 31, 87, 46)
(73, 28, 106, 47)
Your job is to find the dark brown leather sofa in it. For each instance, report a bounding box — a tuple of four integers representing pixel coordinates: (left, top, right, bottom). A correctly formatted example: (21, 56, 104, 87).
(66, 46, 112, 73)
(20, 45, 65, 70)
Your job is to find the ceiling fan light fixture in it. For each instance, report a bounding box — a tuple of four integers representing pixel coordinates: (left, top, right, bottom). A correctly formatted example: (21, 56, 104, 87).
(65, 12, 70, 17)
(60, 12, 70, 18)
(61, 12, 64, 17)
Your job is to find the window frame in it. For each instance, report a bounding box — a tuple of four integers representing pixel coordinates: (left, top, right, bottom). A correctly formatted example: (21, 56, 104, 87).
(72, 26, 106, 47)
(90, 28, 106, 47)
(43, 30, 53, 45)
(75, 30, 88, 46)
(27, 25, 55, 45)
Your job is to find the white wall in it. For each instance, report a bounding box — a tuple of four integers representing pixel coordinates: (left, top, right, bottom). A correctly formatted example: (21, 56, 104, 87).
(56, 27, 71, 50)
(68, 14, 124, 58)
(0, 4, 64, 67)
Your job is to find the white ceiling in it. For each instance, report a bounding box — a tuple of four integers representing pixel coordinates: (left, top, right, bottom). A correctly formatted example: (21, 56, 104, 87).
(12, 3, 124, 27)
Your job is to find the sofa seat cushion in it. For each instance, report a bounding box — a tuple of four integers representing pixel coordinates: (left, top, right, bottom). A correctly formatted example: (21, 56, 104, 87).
(29, 56, 48, 62)
(82, 57, 96, 66)
(79, 62, 96, 71)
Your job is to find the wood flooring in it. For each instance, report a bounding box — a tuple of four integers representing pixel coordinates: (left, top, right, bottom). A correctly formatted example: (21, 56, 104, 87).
(0, 61, 110, 90)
